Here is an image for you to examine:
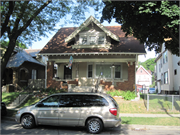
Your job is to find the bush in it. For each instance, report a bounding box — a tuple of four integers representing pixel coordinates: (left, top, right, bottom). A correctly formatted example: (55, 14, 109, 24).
(107, 90, 136, 100)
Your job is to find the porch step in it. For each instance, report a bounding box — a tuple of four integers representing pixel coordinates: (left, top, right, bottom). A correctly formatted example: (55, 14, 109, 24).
(71, 86, 95, 92)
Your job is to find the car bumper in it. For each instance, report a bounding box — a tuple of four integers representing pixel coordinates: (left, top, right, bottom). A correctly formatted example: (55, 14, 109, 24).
(104, 117, 121, 128)
(15, 113, 21, 123)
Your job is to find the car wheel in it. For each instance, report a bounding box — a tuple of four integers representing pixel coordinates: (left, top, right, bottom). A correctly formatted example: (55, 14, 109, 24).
(21, 114, 35, 129)
(86, 118, 103, 134)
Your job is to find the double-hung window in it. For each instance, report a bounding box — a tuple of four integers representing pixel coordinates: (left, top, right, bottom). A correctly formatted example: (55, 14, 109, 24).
(32, 69, 36, 80)
(88, 65, 93, 78)
(164, 71, 168, 84)
(163, 51, 168, 64)
(115, 65, 121, 78)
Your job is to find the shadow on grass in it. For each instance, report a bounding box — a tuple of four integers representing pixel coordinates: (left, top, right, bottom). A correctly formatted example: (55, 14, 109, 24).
(158, 100, 180, 119)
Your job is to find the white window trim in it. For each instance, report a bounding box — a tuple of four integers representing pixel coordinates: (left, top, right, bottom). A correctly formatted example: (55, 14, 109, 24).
(79, 32, 106, 45)
(164, 71, 168, 84)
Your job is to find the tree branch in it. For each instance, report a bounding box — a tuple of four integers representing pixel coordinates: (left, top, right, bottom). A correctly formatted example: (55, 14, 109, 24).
(1, 1, 15, 38)
(11, 1, 29, 37)
(18, 1, 51, 35)
(163, 27, 179, 43)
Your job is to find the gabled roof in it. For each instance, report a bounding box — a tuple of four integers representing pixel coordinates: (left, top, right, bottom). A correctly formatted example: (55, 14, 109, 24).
(25, 49, 41, 57)
(137, 65, 152, 77)
(65, 16, 120, 43)
(6, 50, 45, 68)
(39, 26, 146, 54)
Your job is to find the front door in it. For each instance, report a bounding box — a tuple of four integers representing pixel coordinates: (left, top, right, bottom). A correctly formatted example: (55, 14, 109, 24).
(64, 66, 72, 79)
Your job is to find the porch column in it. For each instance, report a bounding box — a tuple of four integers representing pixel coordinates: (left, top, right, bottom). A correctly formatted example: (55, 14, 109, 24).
(47, 61, 54, 87)
(127, 62, 135, 91)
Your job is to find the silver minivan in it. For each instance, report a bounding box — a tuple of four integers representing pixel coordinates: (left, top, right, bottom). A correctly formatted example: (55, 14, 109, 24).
(15, 92, 121, 134)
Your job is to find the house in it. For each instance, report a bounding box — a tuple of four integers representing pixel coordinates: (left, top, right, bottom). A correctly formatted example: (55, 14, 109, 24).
(136, 65, 152, 90)
(39, 16, 146, 91)
(4, 48, 45, 90)
(155, 43, 180, 94)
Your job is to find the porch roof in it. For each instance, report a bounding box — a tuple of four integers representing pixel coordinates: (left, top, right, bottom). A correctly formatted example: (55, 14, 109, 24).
(39, 26, 146, 55)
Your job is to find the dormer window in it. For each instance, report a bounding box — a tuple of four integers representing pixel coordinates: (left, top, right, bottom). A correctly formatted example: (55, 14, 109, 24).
(79, 32, 106, 45)
(98, 36, 105, 44)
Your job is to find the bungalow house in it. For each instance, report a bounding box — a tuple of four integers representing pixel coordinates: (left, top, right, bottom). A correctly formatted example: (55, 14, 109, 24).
(155, 43, 180, 94)
(136, 65, 152, 90)
(39, 16, 146, 92)
(4, 48, 45, 90)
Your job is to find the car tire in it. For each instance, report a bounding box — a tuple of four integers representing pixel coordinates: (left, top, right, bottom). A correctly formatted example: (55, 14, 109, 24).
(21, 114, 35, 129)
(86, 118, 103, 134)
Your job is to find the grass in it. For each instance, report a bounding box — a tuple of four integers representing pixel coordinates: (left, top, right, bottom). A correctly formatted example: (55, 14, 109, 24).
(121, 117, 180, 126)
(2, 92, 27, 105)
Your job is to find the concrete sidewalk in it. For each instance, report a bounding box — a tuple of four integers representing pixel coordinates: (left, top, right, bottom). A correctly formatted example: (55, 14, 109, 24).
(120, 113, 180, 117)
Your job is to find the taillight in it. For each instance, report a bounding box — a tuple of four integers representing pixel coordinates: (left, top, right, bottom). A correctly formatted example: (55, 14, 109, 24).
(109, 108, 117, 116)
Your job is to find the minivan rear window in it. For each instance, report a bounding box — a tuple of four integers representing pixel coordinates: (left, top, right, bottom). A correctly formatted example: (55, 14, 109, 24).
(108, 96, 118, 108)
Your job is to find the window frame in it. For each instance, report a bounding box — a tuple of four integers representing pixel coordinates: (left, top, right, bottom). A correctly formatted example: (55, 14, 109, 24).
(114, 65, 121, 79)
(79, 32, 106, 45)
(87, 64, 93, 78)
(32, 69, 37, 80)
(164, 71, 168, 84)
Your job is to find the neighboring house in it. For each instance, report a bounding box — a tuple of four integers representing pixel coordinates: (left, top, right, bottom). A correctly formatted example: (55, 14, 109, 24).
(25, 49, 48, 65)
(4, 48, 45, 90)
(39, 16, 146, 91)
(155, 43, 180, 94)
(136, 65, 152, 89)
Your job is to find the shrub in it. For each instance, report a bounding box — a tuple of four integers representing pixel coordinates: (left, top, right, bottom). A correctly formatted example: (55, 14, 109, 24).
(106, 90, 136, 100)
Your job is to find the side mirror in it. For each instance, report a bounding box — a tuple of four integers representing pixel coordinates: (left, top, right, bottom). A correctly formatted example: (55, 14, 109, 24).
(36, 102, 44, 107)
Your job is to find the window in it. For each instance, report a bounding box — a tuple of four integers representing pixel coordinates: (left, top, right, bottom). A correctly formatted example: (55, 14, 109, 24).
(89, 36, 96, 45)
(79, 32, 105, 45)
(82, 37, 87, 45)
(96, 64, 111, 78)
(59, 95, 83, 107)
(88, 65, 93, 78)
(115, 65, 121, 78)
(174, 69, 177, 75)
(161, 73, 163, 84)
(98, 36, 105, 44)
(32, 69, 36, 80)
(163, 51, 168, 64)
(83, 95, 109, 107)
(164, 72, 168, 84)
(39, 96, 60, 107)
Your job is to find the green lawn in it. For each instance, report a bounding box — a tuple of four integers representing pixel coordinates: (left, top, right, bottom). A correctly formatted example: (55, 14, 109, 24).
(2, 92, 27, 105)
(121, 117, 180, 126)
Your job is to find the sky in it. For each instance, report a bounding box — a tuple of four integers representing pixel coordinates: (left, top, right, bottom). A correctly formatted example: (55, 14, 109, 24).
(30, 9, 157, 62)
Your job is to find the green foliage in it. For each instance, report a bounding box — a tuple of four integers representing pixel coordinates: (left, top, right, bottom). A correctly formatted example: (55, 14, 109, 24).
(101, 1, 179, 56)
(107, 90, 136, 100)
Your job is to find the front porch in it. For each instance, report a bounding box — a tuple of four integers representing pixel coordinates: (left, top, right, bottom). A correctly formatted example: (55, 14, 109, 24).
(46, 54, 136, 91)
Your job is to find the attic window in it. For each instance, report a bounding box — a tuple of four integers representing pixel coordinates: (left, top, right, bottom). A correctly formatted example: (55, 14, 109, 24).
(79, 32, 106, 45)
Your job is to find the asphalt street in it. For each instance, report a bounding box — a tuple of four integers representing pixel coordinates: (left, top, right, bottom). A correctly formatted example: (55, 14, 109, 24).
(1, 119, 180, 135)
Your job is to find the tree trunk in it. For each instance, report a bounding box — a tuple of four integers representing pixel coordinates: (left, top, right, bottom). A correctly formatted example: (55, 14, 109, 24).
(1, 37, 17, 87)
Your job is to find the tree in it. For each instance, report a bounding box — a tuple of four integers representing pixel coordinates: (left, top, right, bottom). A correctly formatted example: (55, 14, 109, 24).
(101, 1, 180, 56)
(1, 0, 102, 86)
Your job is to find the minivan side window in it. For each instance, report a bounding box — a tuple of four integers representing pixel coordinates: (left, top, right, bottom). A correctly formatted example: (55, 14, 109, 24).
(39, 95, 60, 107)
(83, 95, 109, 107)
(59, 95, 83, 107)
